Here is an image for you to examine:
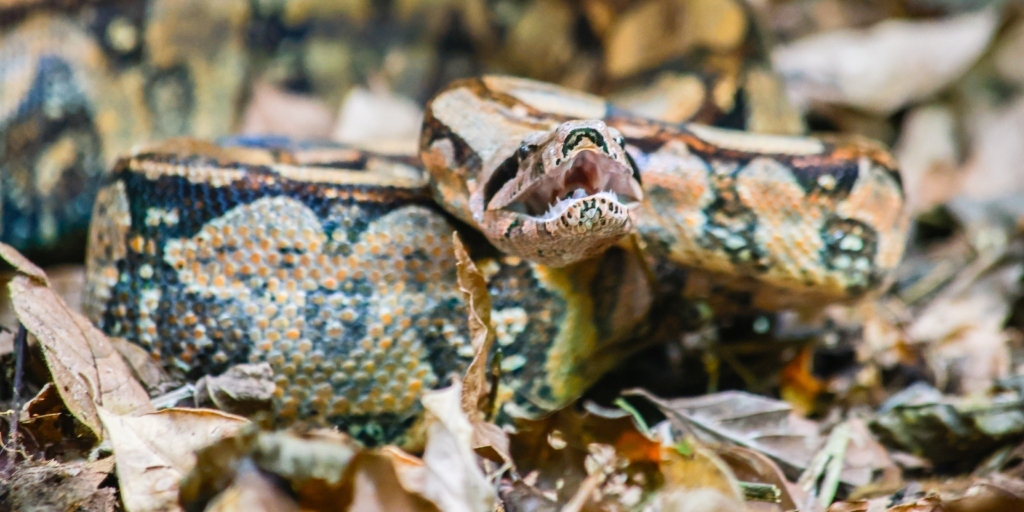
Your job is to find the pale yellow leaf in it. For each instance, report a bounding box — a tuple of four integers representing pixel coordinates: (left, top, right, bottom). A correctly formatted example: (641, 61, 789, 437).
(99, 407, 248, 512)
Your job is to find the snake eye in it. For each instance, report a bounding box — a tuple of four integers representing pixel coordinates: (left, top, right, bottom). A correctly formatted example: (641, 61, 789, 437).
(615, 135, 626, 148)
(517, 144, 532, 161)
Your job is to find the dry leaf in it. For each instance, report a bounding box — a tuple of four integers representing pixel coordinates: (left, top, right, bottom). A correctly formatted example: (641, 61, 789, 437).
(204, 459, 300, 512)
(634, 390, 818, 479)
(893, 104, 962, 215)
(960, 94, 1024, 201)
(194, 363, 276, 417)
(8, 273, 153, 438)
(331, 86, 422, 154)
(452, 233, 493, 422)
(870, 383, 1024, 469)
(716, 445, 808, 512)
(110, 337, 174, 394)
(0, 242, 47, 284)
(908, 262, 1019, 395)
(349, 453, 440, 512)
(415, 383, 496, 512)
(99, 407, 247, 512)
(450, 234, 513, 467)
(507, 402, 663, 508)
(772, 8, 999, 114)
(780, 345, 826, 416)
(943, 474, 1024, 512)
(841, 419, 901, 495)
(17, 383, 96, 457)
(182, 428, 361, 511)
(634, 390, 892, 489)
(645, 441, 747, 512)
(2, 458, 117, 512)
(252, 429, 362, 508)
(240, 81, 337, 139)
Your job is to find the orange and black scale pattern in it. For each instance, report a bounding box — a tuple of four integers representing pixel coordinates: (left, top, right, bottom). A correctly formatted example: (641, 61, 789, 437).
(422, 76, 908, 312)
(82, 137, 650, 446)
(613, 116, 908, 311)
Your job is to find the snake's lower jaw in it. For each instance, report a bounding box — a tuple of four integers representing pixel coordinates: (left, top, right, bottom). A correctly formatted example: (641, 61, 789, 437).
(482, 194, 638, 267)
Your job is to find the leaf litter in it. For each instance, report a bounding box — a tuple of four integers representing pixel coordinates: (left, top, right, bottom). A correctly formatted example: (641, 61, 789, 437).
(7, 4, 1024, 511)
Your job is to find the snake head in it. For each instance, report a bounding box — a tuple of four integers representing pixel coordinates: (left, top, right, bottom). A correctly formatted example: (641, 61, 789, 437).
(478, 120, 643, 267)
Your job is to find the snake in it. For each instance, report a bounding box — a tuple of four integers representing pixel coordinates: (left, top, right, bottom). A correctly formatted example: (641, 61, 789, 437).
(81, 75, 909, 447)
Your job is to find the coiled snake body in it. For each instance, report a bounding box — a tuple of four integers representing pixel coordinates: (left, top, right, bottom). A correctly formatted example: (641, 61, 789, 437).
(83, 76, 908, 445)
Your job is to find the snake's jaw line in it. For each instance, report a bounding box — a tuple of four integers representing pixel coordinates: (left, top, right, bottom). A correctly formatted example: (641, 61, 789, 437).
(472, 120, 643, 266)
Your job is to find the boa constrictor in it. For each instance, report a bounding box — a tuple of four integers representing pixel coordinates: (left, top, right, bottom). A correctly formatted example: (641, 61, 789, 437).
(83, 76, 909, 446)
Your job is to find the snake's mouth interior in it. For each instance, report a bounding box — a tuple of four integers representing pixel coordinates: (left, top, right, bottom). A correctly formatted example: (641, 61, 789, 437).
(488, 150, 642, 220)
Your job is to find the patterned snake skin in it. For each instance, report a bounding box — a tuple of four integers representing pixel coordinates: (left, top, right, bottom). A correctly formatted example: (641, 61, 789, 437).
(82, 76, 908, 446)
(83, 137, 651, 446)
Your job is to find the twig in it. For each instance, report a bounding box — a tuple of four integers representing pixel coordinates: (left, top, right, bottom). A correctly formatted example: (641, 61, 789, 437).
(152, 383, 196, 409)
(8, 323, 26, 450)
(739, 481, 782, 503)
(613, 397, 650, 434)
(798, 421, 851, 508)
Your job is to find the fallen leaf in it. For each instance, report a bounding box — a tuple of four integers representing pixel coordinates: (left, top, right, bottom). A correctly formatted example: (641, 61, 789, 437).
(780, 345, 826, 416)
(508, 402, 663, 508)
(908, 262, 1019, 395)
(99, 407, 247, 512)
(240, 81, 337, 139)
(16, 383, 96, 458)
(0, 242, 47, 284)
(960, 94, 1024, 201)
(716, 445, 808, 512)
(870, 383, 1024, 470)
(180, 426, 442, 512)
(349, 452, 440, 512)
(252, 429, 362, 509)
(204, 459, 300, 512)
(634, 390, 893, 490)
(7, 271, 154, 439)
(646, 441, 747, 512)
(452, 233, 493, 423)
(893, 104, 962, 215)
(194, 363, 276, 417)
(110, 337, 174, 394)
(772, 8, 999, 114)
(2, 458, 117, 512)
(415, 383, 495, 512)
(331, 86, 422, 154)
(633, 390, 818, 479)
(840, 419, 902, 497)
(178, 426, 260, 510)
(943, 474, 1024, 512)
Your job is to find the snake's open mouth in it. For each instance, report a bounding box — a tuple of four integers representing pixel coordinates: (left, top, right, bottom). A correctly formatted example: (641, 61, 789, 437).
(488, 150, 642, 220)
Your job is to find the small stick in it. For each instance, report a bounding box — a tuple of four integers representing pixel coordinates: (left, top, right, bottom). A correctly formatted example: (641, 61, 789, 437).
(8, 323, 27, 450)
(739, 481, 782, 503)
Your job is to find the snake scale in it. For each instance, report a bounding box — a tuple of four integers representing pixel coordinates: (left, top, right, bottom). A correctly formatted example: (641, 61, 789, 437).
(81, 75, 908, 446)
